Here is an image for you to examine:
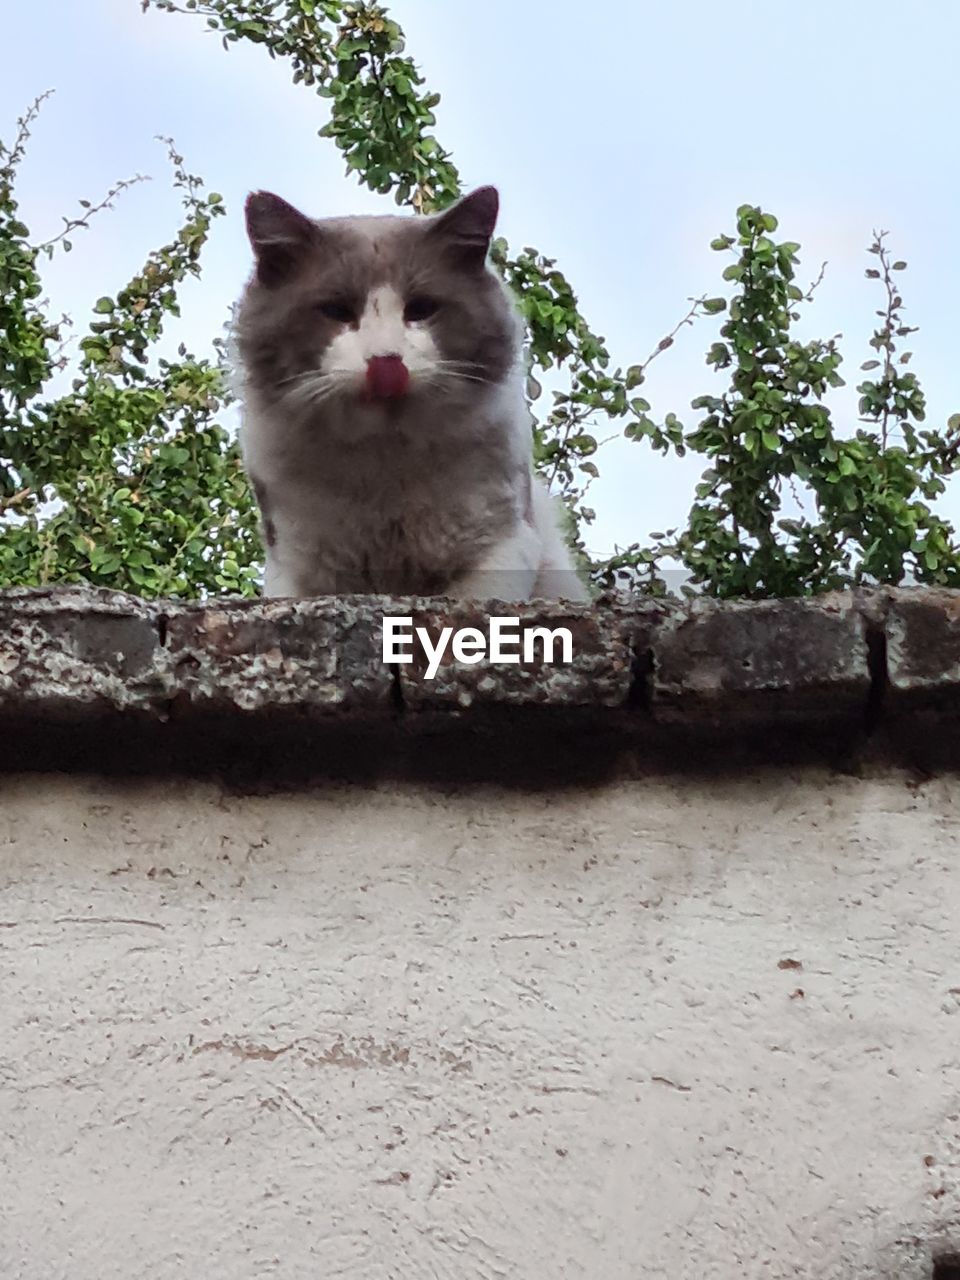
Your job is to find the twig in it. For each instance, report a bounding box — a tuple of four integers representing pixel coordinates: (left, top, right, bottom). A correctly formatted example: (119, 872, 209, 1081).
(801, 260, 828, 302)
(635, 294, 709, 375)
(39, 175, 150, 252)
(0, 90, 55, 174)
(0, 487, 33, 516)
(874, 232, 897, 452)
(48, 314, 77, 371)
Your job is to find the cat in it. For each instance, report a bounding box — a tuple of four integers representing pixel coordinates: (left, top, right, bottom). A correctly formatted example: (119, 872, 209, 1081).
(234, 185, 589, 603)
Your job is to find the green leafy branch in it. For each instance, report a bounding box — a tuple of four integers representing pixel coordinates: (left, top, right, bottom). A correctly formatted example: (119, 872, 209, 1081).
(610, 207, 960, 597)
(0, 102, 260, 596)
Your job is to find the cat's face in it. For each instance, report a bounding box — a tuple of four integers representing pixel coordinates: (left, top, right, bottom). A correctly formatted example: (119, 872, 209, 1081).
(236, 187, 519, 430)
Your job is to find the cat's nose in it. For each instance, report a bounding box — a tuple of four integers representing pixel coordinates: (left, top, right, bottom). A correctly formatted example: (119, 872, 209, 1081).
(365, 354, 409, 400)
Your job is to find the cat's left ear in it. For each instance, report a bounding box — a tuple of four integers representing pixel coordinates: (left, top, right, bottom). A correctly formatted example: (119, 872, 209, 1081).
(427, 186, 499, 269)
(245, 191, 319, 287)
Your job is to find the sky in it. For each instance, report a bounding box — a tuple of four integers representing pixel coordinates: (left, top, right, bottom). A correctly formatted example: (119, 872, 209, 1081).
(3, 0, 960, 561)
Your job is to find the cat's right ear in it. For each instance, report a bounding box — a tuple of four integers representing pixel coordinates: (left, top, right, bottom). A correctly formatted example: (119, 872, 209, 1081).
(245, 192, 318, 287)
(427, 186, 499, 270)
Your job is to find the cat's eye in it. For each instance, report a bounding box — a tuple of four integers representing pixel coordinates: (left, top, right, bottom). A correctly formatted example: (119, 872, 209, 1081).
(404, 296, 440, 323)
(316, 300, 356, 324)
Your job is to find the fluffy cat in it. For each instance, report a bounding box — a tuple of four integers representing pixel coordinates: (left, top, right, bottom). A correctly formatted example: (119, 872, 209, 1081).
(234, 185, 588, 602)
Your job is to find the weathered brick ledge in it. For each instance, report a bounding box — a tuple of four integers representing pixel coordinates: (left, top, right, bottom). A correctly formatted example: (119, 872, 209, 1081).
(0, 585, 957, 780)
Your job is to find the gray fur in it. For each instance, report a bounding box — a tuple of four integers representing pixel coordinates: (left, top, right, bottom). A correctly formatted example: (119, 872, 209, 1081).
(234, 187, 589, 602)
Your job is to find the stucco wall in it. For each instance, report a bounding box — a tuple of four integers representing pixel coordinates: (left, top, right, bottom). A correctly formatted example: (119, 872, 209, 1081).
(3, 766, 960, 1279)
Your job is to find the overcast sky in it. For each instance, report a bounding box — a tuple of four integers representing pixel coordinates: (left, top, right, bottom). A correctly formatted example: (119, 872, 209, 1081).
(3, 0, 960, 560)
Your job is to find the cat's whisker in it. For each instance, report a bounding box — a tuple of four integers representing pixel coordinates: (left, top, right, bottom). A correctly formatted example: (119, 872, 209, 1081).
(286, 384, 327, 407)
(298, 384, 343, 410)
(274, 369, 328, 390)
(309, 385, 344, 406)
(433, 359, 487, 374)
(277, 366, 357, 391)
(282, 375, 331, 397)
(430, 364, 497, 388)
(429, 367, 494, 387)
(282, 371, 347, 408)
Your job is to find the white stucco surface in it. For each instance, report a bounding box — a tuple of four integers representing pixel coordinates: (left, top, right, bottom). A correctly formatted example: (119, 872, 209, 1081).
(2, 767, 959, 1278)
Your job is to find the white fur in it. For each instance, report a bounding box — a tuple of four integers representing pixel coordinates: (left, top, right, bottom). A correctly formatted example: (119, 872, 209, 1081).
(322, 285, 439, 382)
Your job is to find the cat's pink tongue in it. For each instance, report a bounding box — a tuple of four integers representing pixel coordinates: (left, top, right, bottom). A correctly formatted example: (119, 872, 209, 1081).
(365, 355, 410, 400)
